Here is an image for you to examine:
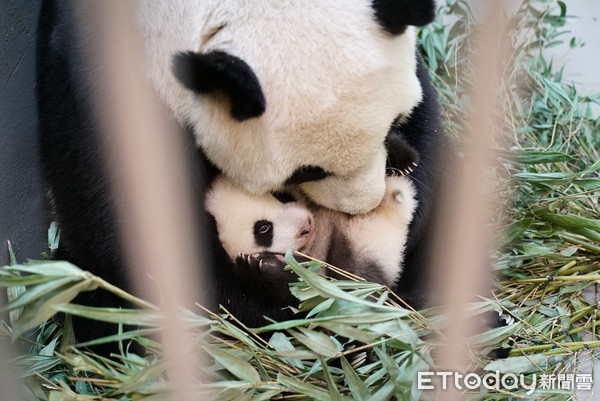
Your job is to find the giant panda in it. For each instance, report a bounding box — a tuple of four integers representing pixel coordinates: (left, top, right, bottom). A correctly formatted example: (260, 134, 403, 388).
(139, 1, 430, 214)
(206, 174, 417, 289)
(36, 0, 446, 351)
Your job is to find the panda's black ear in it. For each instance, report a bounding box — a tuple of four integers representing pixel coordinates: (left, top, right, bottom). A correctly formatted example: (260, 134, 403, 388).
(172, 50, 266, 121)
(372, 0, 436, 35)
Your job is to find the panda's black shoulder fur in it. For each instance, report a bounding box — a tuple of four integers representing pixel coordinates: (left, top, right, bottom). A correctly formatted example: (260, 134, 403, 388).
(37, 0, 132, 354)
(388, 59, 453, 309)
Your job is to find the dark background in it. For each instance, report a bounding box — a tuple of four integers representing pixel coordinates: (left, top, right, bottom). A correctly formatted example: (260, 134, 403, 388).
(0, 0, 46, 265)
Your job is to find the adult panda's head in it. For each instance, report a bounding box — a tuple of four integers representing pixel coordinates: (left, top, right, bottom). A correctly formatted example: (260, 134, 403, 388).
(136, 0, 436, 214)
(206, 176, 314, 259)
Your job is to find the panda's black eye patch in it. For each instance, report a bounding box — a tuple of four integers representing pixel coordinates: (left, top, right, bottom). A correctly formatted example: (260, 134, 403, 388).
(284, 165, 330, 185)
(253, 220, 273, 247)
(272, 191, 296, 204)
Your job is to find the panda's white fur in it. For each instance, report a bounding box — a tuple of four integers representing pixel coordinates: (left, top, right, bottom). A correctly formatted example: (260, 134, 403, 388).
(134, 1, 423, 214)
(206, 175, 418, 287)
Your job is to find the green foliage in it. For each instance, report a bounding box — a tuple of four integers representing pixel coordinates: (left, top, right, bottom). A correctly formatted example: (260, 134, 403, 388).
(2, 0, 599, 400)
(1, 255, 514, 401)
(419, 1, 599, 399)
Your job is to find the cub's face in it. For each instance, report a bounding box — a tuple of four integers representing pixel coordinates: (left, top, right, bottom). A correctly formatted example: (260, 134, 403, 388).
(136, 0, 435, 214)
(206, 177, 313, 259)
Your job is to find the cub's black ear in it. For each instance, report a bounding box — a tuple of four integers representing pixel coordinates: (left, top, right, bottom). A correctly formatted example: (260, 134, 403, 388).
(173, 50, 266, 121)
(372, 0, 436, 35)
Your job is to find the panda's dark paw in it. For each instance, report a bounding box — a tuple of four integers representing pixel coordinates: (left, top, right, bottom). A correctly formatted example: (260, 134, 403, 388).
(235, 252, 291, 280)
(235, 253, 254, 269)
(252, 252, 286, 272)
(392, 157, 418, 176)
(399, 161, 418, 176)
(385, 133, 420, 176)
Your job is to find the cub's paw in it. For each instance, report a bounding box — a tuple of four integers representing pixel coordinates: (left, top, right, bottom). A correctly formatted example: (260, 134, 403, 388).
(235, 252, 292, 281)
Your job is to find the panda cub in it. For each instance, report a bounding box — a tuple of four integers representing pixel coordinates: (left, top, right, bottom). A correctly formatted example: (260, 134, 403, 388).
(205, 175, 417, 288)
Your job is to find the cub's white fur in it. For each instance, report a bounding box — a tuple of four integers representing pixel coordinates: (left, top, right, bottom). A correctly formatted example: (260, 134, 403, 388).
(206, 177, 313, 258)
(134, 1, 423, 214)
(206, 175, 418, 287)
(342, 176, 418, 284)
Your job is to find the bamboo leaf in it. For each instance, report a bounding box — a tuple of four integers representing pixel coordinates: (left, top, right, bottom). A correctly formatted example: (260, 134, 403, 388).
(538, 212, 600, 230)
(11, 280, 99, 338)
(0, 276, 84, 313)
(484, 354, 563, 374)
(204, 345, 260, 383)
(48, 222, 60, 252)
(285, 252, 410, 315)
(498, 150, 574, 164)
(17, 355, 62, 377)
(369, 380, 395, 401)
(320, 357, 344, 401)
(55, 304, 161, 326)
(5, 262, 88, 278)
(277, 374, 347, 401)
(268, 332, 304, 369)
(341, 357, 371, 401)
(288, 328, 340, 358)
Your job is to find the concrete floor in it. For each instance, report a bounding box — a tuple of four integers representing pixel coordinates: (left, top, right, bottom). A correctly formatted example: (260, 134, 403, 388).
(552, 0, 600, 93)
(546, 0, 600, 119)
(467, 0, 599, 115)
